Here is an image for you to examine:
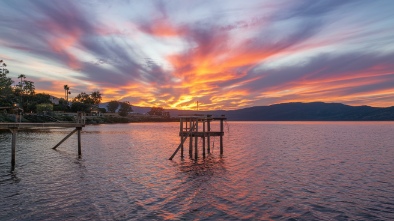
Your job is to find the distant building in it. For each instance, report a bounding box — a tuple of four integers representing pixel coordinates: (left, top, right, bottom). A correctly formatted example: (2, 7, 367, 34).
(49, 96, 60, 105)
(90, 107, 102, 116)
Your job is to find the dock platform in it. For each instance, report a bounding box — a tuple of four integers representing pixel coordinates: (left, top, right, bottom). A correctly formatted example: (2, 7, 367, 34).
(0, 112, 86, 171)
(169, 114, 226, 160)
(0, 122, 84, 129)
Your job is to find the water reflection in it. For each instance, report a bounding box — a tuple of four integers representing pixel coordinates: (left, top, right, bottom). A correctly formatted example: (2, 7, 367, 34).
(0, 171, 21, 184)
(1, 122, 393, 220)
(177, 155, 226, 177)
(157, 156, 233, 220)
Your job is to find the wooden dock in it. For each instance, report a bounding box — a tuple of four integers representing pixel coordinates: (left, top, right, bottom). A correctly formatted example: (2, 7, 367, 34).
(169, 114, 226, 160)
(0, 123, 84, 129)
(0, 112, 86, 171)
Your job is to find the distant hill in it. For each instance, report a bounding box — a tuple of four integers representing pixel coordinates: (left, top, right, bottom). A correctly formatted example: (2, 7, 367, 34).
(100, 102, 394, 121)
(221, 102, 394, 121)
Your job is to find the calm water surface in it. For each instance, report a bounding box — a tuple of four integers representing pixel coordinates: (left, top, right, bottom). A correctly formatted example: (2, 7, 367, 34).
(1, 122, 393, 220)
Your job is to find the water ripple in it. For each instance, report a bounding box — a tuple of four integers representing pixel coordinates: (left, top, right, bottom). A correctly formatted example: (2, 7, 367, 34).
(1, 122, 394, 220)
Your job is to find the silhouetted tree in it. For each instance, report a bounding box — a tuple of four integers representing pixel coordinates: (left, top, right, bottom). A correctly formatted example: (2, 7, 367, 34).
(22, 80, 35, 95)
(63, 85, 70, 102)
(148, 107, 164, 116)
(73, 91, 101, 105)
(70, 101, 91, 112)
(71, 91, 103, 113)
(36, 103, 53, 114)
(107, 100, 119, 113)
(53, 98, 67, 111)
(73, 92, 93, 104)
(0, 60, 14, 106)
(90, 91, 102, 105)
(17, 74, 26, 88)
(118, 101, 132, 117)
(23, 93, 51, 113)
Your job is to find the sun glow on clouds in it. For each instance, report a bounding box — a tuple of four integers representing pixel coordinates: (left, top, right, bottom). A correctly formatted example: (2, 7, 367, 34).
(1, 0, 394, 109)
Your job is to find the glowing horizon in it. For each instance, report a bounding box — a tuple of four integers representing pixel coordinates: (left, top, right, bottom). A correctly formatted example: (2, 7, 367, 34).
(1, 0, 394, 110)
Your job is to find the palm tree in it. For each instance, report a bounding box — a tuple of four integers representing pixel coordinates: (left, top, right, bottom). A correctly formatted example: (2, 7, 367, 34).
(63, 85, 70, 101)
(18, 74, 26, 88)
(67, 90, 71, 102)
(64, 85, 67, 99)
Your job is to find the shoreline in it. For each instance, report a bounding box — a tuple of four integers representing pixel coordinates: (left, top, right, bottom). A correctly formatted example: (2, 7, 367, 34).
(2, 114, 393, 124)
(0, 114, 179, 124)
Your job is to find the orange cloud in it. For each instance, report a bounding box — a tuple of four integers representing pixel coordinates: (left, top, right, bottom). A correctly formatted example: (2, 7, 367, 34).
(18, 1, 394, 110)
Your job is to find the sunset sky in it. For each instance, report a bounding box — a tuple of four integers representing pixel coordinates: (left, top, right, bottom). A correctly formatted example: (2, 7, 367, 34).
(1, 0, 394, 109)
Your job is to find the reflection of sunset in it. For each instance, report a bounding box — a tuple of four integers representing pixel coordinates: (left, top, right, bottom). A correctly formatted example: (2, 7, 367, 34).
(2, 1, 394, 109)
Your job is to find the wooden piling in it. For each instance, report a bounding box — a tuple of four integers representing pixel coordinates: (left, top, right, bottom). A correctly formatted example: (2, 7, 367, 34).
(202, 120, 206, 158)
(220, 118, 224, 155)
(194, 120, 198, 159)
(170, 114, 226, 160)
(169, 135, 189, 160)
(207, 119, 211, 153)
(180, 118, 184, 157)
(169, 122, 197, 160)
(189, 118, 193, 157)
(1, 117, 86, 170)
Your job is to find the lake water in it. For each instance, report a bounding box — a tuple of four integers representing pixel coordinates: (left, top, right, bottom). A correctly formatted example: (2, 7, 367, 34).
(1, 122, 393, 220)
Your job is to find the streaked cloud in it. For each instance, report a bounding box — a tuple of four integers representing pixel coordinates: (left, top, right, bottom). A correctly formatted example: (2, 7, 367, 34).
(1, 0, 393, 109)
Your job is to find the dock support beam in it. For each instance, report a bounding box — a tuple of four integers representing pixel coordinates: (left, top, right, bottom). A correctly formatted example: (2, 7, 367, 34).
(52, 127, 82, 156)
(1, 119, 85, 171)
(169, 122, 197, 160)
(52, 128, 78, 149)
(171, 115, 226, 160)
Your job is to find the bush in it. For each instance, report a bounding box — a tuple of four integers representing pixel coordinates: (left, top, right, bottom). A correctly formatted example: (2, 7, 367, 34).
(36, 103, 53, 114)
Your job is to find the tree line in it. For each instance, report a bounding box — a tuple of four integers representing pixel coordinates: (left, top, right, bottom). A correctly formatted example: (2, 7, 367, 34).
(0, 59, 156, 117)
(0, 60, 135, 116)
(1, 60, 48, 113)
(106, 100, 133, 116)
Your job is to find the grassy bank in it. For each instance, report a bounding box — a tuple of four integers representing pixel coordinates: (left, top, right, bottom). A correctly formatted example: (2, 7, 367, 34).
(0, 114, 178, 124)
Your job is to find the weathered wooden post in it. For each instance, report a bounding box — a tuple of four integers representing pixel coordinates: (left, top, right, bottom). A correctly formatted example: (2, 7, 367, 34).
(180, 118, 184, 158)
(220, 117, 224, 155)
(76, 112, 84, 156)
(170, 114, 226, 160)
(202, 119, 206, 158)
(1, 114, 86, 170)
(194, 118, 198, 159)
(76, 111, 86, 124)
(207, 117, 211, 154)
(169, 119, 197, 160)
(189, 118, 193, 158)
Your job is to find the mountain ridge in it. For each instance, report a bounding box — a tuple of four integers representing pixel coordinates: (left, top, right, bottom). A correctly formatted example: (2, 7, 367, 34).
(101, 102, 394, 121)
